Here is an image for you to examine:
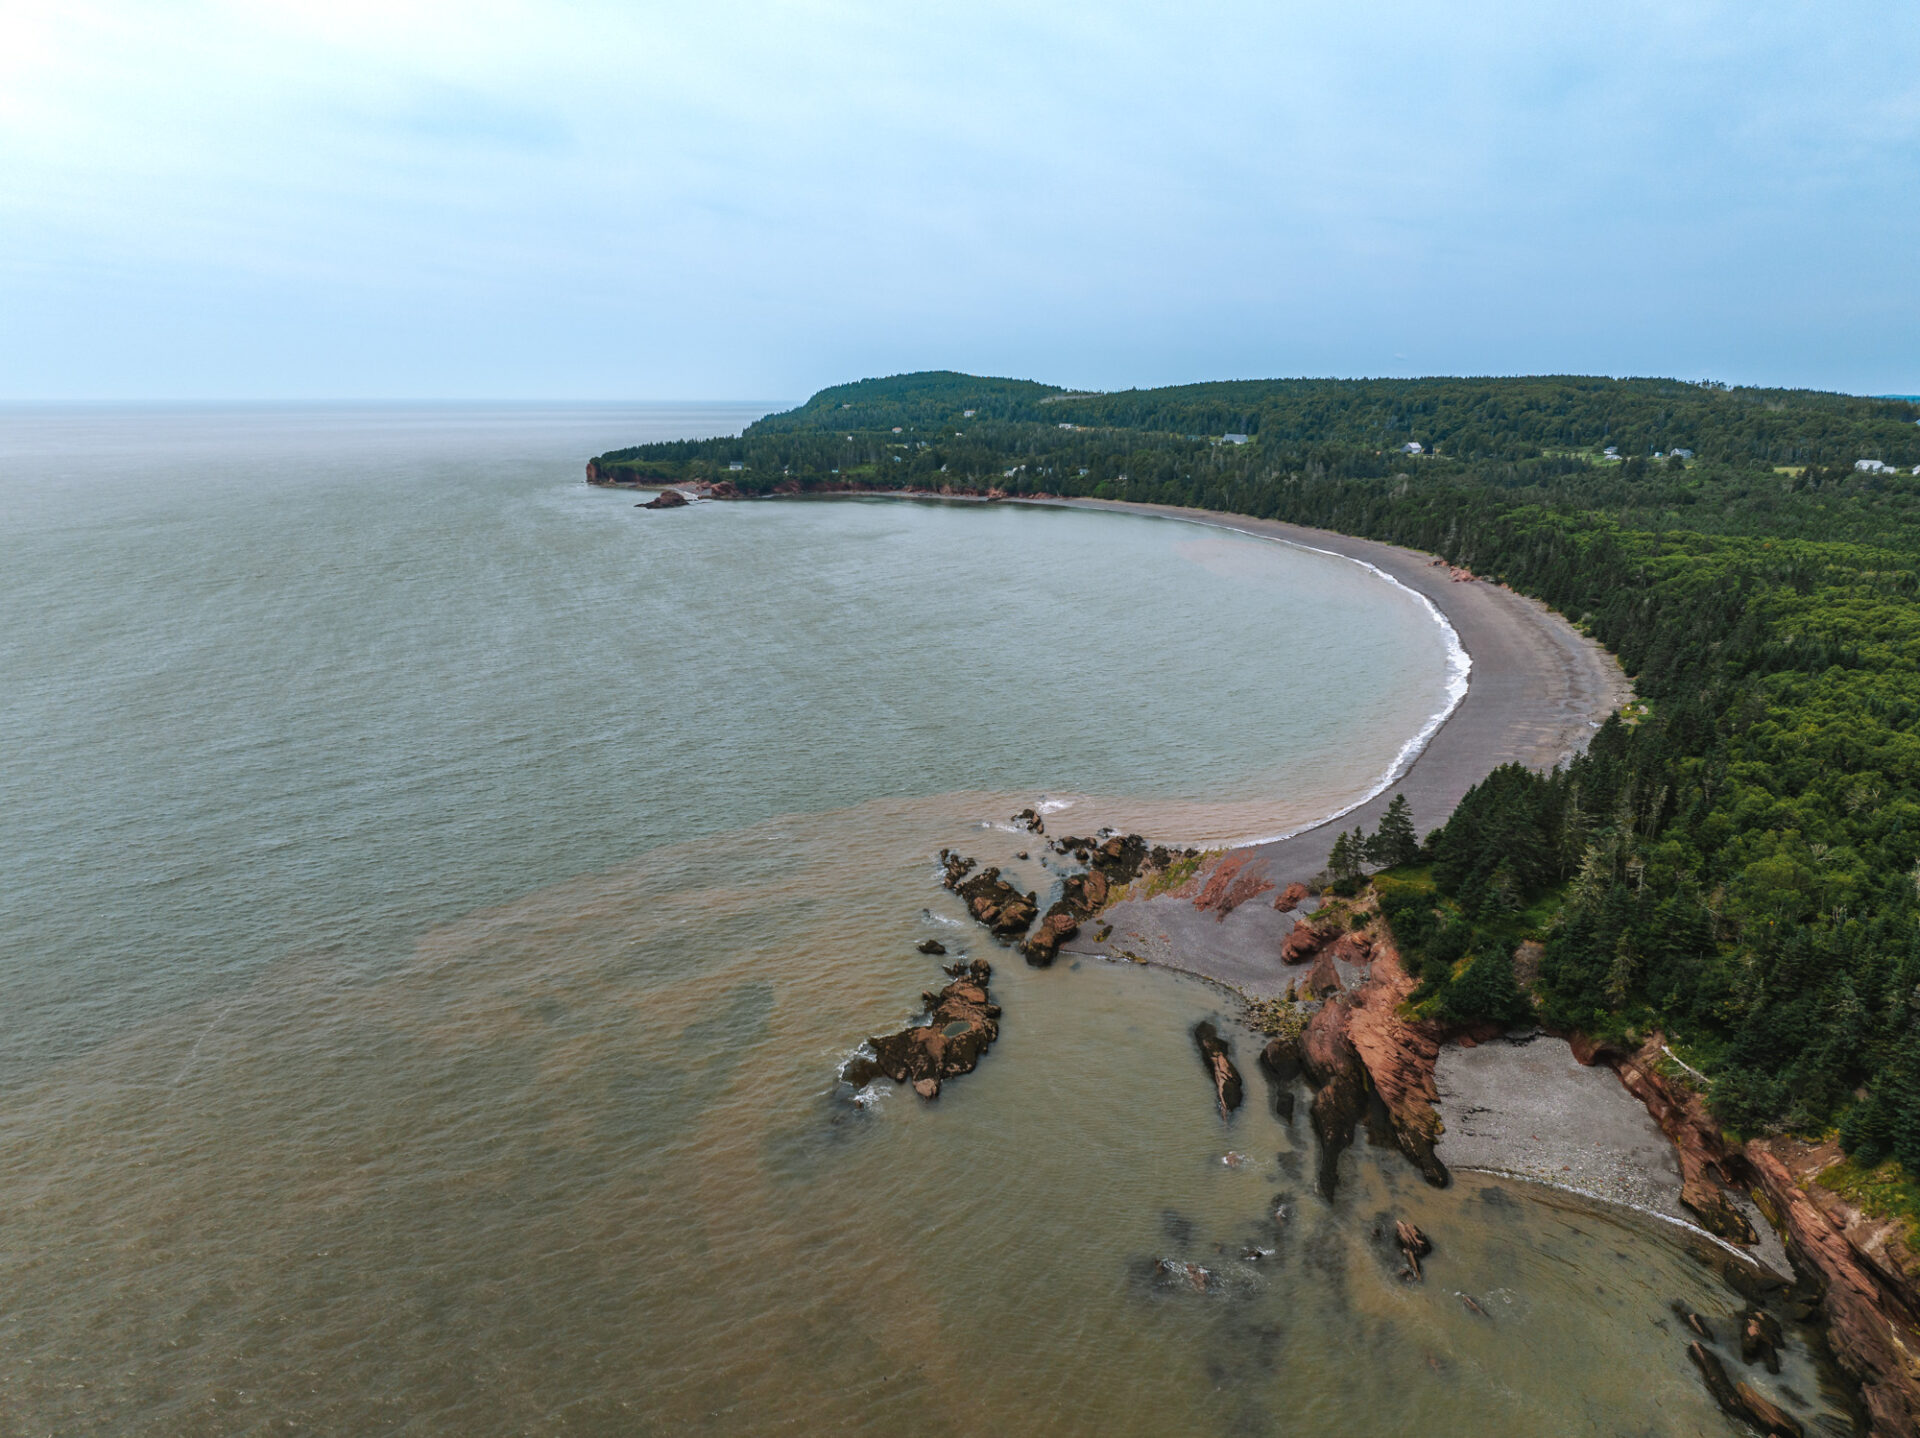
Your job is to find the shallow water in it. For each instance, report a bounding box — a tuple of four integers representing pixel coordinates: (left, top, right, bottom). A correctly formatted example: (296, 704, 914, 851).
(0, 407, 1855, 1433)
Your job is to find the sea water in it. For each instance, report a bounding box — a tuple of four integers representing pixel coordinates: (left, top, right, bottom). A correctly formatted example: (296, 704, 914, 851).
(0, 406, 1855, 1433)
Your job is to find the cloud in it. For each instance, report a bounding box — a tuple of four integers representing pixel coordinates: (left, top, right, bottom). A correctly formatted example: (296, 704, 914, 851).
(0, 0, 1915, 397)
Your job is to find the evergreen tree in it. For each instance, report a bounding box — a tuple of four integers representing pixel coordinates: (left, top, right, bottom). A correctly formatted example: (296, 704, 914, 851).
(1327, 828, 1366, 887)
(1367, 794, 1420, 868)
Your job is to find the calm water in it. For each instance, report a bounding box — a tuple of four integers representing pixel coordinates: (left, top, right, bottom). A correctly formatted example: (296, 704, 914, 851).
(0, 407, 1851, 1434)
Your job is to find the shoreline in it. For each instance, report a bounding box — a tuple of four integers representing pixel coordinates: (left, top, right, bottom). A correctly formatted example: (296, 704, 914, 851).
(1046, 496, 1632, 994)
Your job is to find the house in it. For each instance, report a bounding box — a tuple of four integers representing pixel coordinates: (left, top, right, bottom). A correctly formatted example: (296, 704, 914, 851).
(1059, 422, 1075, 430)
(1402, 441, 1423, 455)
(1221, 433, 1250, 445)
(891, 427, 904, 434)
(1603, 446, 1620, 459)
(728, 461, 745, 472)
(1857, 458, 1895, 473)
(962, 409, 976, 418)
(1668, 448, 1694, 460)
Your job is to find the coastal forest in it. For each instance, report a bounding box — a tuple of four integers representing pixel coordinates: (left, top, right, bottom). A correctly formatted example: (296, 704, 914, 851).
(596, 373, 1920, 1180)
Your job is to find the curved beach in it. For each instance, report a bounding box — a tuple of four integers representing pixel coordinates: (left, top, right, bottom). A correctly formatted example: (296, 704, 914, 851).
(1044, 498, 1634, 992)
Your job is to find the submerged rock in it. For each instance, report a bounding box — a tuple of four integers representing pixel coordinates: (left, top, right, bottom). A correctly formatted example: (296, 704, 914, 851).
(1193, 1022, 1244, 1117)
(1741, 1308, 1783, 1374)
(1687, 1342, 1802, 1437)
(1395, 1220, 1432, 1282)
(841, 959, 1000, 1100)
(916, 939, 947, 956)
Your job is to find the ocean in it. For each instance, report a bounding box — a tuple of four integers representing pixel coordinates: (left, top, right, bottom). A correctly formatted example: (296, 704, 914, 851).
(0, 405, 1852, 1433)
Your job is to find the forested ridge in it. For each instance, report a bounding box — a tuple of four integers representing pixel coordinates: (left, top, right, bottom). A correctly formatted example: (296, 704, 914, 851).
(597, 372, 1920, 1178)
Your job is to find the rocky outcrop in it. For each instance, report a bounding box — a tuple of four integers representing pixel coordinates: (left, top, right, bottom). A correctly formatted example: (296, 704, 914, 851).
(1272, 881, 1310, 913)
(939, 850, 1039, 940)
(641, 488, 690, 509)
(1021, 905, 1078, 966)
(916, 939, 947, 956)
(1053, 832, 1153, 886)
(1192, 850, 1273, 917)
(1193, 1022, 1244, 1117)
(1012, 807, 1045, 834)
(1270, 998, 1370, 1198)
(1744, 1142, 1920, 1436)
(1258, 1033, 1301, 1123)
(707, 479, 742, 499)
(1685, 1342, 1803, 1437)
(842, 959, 1000, 1099)
(1345, 933, 1449, 1188)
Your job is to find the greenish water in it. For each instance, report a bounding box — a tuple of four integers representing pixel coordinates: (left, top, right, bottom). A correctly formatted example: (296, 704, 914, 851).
(0, 407, 1853, 1433)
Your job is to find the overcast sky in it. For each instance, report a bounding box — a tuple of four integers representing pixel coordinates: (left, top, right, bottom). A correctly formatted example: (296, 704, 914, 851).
(2, 0, 1916, 401)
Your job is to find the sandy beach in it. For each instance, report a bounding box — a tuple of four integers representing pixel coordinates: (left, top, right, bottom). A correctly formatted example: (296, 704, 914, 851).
(1047, 498, 1633, 991)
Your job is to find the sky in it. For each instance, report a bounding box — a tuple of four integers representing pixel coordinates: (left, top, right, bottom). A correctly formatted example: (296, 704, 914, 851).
(1, 0, 1916, 401)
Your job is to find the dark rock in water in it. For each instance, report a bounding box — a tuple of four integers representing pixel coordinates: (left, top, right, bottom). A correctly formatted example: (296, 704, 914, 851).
(1687, 1341, 1802, 1436)
(1741, 1308, 1783, 1374)
(1012, 807, 1045, 834)
(917, 939, 947, 956)
(939, 851, 1039, 940)
(1395, 1220, 1432, 1281)
(1258, 1034, 1301, 1123)
(1193, 1022, 1245, 1117)
(641, 488, 690, 509)
(840, 959, 999, 1100)
(1021, 903, 1078, 966)
(1673, 1303, 1715, 1342)
(1060, 868, 1110, 918)
(1055, 832, 1151, 885)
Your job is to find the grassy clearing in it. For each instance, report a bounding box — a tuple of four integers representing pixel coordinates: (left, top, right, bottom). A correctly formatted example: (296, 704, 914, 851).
(1817, 1154, 1920, 1256)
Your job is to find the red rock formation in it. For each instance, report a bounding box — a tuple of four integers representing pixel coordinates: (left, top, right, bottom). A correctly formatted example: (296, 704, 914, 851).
(1605, 1036, 1756, 1243)
(1345, 933, 1449, 1186)
(1272, 881, 1310, 912)
(1020, 906, 1078, 966)
(1193, 851, 1271, 917)
(1744, 1142, 1920, 1436)
(641, 488, 689, 509)
(1280, 917, 1334, 965)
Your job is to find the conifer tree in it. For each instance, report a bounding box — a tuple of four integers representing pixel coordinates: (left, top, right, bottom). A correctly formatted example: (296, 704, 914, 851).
(1367, 794, 1419, 868)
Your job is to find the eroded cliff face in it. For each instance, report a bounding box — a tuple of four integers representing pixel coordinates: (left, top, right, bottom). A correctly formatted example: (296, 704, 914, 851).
(1563, 1035, 1920, 1435)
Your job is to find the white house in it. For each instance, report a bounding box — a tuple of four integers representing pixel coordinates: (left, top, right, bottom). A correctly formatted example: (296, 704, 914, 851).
(1402, 441, 1423, 454)
(1603, 446, 1620, 459)
(1668, 448, 1694, 460)
(962, 409, 977, 418)
(1857, 458, 1895, 473)
(728, 461, 745, 472)
(1222, 433, 1250, 445)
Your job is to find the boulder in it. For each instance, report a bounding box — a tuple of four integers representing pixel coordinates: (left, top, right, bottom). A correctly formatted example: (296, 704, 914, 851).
(917, 939, 947, 956)
(1280, 919, 1334, 966)
(1740, 1308, 1783, 1374)
(641, 488, 690, 509)
(1021, 905, 1079, 966)
(1273, 882, 1310, 913)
